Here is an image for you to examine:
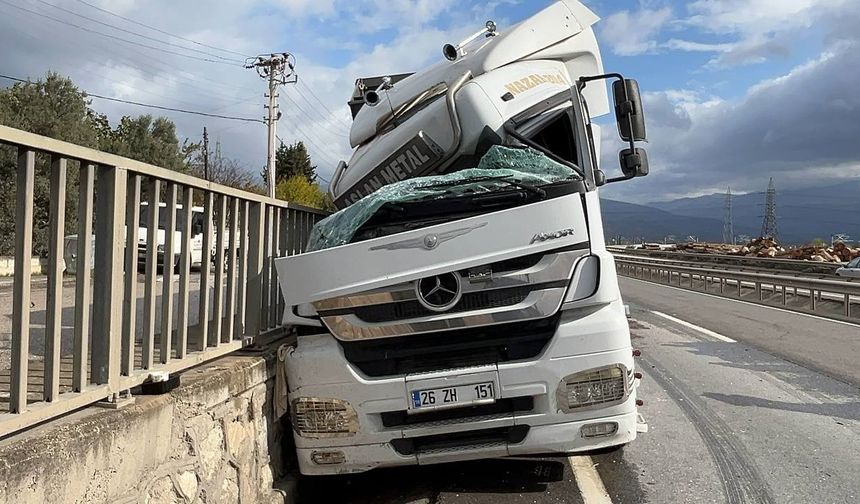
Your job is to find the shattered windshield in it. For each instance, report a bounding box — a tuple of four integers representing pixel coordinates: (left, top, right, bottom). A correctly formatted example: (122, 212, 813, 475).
(307, 146, 577, 251)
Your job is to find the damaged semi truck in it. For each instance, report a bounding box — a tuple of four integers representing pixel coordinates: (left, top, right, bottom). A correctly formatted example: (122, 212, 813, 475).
(275, 0, 649, 475)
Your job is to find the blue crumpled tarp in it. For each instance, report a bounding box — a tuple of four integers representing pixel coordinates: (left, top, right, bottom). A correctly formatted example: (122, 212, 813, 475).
(306, 146, 576, 251)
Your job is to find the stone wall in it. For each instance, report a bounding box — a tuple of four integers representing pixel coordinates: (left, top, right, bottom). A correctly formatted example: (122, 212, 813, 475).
(0, 343, 294, 504)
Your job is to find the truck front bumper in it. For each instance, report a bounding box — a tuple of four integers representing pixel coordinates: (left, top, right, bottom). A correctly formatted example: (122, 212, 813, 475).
(286, 299, 639, 475)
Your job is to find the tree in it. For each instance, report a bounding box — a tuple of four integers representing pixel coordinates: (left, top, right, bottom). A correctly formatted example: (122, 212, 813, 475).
(0, 73, 192, 256)
(0, 73, 102, 256)
(275, 175, 332, 210)
(275, 141, 316, 183)
(100, 115, 188, 172)
(188, 139, 263, 194)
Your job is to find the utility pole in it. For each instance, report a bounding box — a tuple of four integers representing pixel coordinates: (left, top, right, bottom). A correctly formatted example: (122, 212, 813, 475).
(202, 127, 209, 182)
(760, 177, 779, 241)
(245, 53, 297, 198)
(723, 186, 734, 244)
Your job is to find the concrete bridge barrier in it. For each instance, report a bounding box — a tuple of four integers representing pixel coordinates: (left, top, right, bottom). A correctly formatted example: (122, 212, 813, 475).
(0, 340, 294, 504)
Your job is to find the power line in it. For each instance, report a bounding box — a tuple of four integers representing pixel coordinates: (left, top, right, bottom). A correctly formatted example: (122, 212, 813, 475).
(297, 79, 346, 121)
(1, 8, 256, 107)
(291, 81, 351, 131)
(73, 0, 250, 58)
(31, 0, 244, 63)
(281, 91, 348, 137)
(0, 73, 264, 123)
(0, 0, 239, 66)
(88, 94, 264, 123)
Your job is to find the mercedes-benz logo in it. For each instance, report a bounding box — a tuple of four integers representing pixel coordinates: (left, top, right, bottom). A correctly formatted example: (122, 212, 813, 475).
(423, 234, 438, 249)
(415, 272, 462, 312)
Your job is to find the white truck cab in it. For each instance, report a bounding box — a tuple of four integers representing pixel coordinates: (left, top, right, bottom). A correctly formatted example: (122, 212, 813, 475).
(275, 0, 649, 475)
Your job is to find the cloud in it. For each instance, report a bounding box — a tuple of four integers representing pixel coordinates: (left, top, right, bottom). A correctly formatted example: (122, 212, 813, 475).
(277, 0, 336, 18)
(669, 0, 853, 67)
(599, 6, 672, 56)
(600, 39, 860, 202)
(663, 39, 733, 53)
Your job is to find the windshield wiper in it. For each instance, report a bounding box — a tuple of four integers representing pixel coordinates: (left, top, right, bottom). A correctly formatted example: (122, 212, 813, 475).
(417, 174, 547, 198)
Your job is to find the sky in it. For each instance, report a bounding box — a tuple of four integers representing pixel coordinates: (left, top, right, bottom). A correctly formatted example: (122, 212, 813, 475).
(1, 0, 859, 203)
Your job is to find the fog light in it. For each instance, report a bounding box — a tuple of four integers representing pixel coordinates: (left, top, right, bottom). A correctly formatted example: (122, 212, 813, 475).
(557, 365, 628, 412)
(311, 450, 346, 465)
(291, 397, 358, 438)
(581, 422, 618, 438)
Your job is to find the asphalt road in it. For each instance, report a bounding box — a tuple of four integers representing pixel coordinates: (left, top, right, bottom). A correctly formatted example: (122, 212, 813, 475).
(0, 272, 210, 372)
(295, 277, 860, 504)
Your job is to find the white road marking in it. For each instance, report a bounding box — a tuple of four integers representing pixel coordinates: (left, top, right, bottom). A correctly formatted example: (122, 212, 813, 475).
(623, 276, 860, 328)
(569, 455, 613, 504)
(651, 310, 737, 343)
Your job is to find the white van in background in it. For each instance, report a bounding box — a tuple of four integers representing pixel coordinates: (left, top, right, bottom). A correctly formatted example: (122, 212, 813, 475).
(63, 203, 216, 275)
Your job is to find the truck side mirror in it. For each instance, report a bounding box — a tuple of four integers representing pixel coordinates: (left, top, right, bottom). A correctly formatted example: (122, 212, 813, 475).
(612, 79, 646, 142)
(619, 148, 649, 178)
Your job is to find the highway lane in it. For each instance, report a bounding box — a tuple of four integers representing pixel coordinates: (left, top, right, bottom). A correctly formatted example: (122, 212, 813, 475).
(296, 279, 860, 503)
(618, 276, 860, 387)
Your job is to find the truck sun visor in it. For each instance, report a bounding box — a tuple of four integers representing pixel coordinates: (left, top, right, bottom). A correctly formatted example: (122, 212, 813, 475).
(307, 146, 577, 251)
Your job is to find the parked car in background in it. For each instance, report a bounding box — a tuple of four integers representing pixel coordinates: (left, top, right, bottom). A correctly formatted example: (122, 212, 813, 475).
(836, 257, 860, 278)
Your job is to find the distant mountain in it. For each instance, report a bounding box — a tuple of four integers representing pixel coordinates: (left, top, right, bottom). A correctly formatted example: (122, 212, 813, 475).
(599, 199, 737, 243)
(647, 180, 860, 244)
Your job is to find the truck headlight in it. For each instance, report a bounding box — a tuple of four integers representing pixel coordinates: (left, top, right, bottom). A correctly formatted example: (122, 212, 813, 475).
(291, 397, 358, 438)
(557, 365, 630, 412)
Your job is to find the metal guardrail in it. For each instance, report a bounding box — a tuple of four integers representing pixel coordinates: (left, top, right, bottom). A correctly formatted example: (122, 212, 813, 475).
(0, 125, 326, 438)
(615, 255, 860, 324)
(613, 253, 858, 283)
(608, 246, 844, 276)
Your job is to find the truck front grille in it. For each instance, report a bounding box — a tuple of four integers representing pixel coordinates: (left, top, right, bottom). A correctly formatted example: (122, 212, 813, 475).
(313, 246, 587, 340)
(352, 285, 538, 323)
(390, 425, 530, 456)
(339, 315, 561, 377)
(380, 397, 534, 428)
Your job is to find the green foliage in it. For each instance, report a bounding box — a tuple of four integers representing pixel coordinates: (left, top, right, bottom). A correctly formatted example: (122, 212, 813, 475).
(811, 238, 827, 247)
(0, 73, 190, 256)
(275, 141, 317, 183)
(0, 72, 103, 147)
(275, 175, 332, 210)
(100, 115, 188, 172)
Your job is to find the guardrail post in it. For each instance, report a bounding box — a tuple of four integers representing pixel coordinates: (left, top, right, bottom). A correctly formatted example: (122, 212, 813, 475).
(245, 202, 265, 339)
(211, 194, 227, 346)
(142, 178, 160, 369)
(160, 182, 178, 364)
(10, 148, 35, 413)
(45, 155, 67, 402)
(196, 192, 214, 352)
(122, 174, 141, 375)
(91, 165, 127, 393)
(73, 163, 95, 391)
(176, 186, 193, 359)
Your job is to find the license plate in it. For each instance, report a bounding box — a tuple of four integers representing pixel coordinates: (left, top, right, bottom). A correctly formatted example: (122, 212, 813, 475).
(410, 382, 495, 412)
